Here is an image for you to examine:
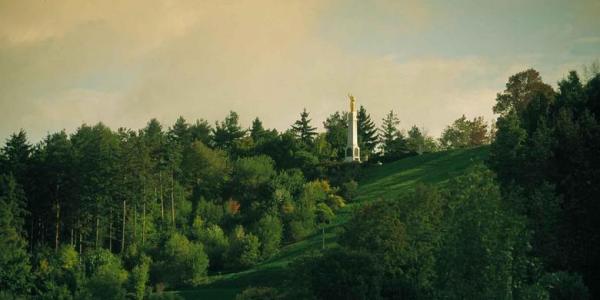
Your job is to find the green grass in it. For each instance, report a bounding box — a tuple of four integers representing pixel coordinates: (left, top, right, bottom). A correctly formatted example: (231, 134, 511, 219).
(176, 146, 489, 299)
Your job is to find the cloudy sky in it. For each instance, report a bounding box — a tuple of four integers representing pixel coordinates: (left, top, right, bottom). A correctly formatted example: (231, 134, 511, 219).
(1, 0, 599, 142)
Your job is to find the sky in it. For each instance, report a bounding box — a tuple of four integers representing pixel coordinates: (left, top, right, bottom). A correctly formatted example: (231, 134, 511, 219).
(1, 0, 599, 142)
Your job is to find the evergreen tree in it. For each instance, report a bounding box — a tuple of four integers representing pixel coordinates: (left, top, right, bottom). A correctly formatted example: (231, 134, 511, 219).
(250, 117, 266, 142)
(323, 111, 347, 160)
(189, 119, 212, 146)
(357, 106, 378, 157)
(1, 130, 31, 183)
(169, 116, 191, 147)
(291, 108, 317, 146)
(379, 110, 408, 159)
(0, 174, 32, 295)
(213, 111, 246, 150)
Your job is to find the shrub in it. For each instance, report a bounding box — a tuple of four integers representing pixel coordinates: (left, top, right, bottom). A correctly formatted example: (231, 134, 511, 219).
(236, 286, 281, 300)
(254, 214, 283, 259)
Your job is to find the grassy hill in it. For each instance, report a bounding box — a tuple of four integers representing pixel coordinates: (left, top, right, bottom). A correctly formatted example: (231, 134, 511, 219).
(174, 146, 490, 299)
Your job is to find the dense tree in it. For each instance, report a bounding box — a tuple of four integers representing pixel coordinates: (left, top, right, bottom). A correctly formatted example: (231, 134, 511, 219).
(291, 108, 317, 147)
(406, 126, 437, 154)
(436, 165, 536, 299)
(493, 68, 554, 117)
(154, 233, 208, 287)
(250, 117, 266, 142)
(379, 110, 409, 160)
(489, 68, 600, 297)
(182, 141, 231, 201)
(439, 115, 489, 149)
(323, 111, 347, 160)
(341, 184, 442, 298)
(214, 111, 246, 151)
(291, 248, 383, 300)
(231, 155, 276, 212)
(0, 174, 32, 296)
(254, 214, 283, 259)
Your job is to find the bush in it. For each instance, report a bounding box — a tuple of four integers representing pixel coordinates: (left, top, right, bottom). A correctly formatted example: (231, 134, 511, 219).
(81, 249, 128, 300)
(541, 272, 589, 300)
(254, 214, 283, 259)
(130, 255, 151, 300)
(154, 233, 209, 288)
(341, 180, 358, 202)
(290, 248, 382, 300)
(196, 224, 229, 270)
(226, 226, 261, 269)
(236, 286, 281, 300)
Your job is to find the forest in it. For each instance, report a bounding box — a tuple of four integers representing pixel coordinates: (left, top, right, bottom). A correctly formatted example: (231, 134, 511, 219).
(1, 67, 599, 299)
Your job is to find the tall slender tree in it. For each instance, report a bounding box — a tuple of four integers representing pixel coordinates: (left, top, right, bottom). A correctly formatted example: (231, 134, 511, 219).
(291, 108, 317, 147)
(357, 106, 378, 157)
(323, 111, 347, 160)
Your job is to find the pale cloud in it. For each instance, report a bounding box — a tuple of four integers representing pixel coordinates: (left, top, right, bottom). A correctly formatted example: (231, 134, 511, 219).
(0, 0, 598, 142)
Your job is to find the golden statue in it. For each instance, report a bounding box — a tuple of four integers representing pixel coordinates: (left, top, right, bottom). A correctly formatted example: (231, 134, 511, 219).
(348, 94, 356, 112)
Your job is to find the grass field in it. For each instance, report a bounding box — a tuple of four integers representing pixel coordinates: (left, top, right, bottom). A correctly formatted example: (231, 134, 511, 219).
(172, 146, 490, 299)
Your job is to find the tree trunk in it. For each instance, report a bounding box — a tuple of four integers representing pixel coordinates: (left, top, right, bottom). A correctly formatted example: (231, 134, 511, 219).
(160, 171, 164, 221)
(122, 200, 126, 253)
(71, 228, 74, 247)
(322, 227, 325, 250)
(109, 207, 113, 252)
(79, 223, 83, 255)
(133, 203, 137, 243)
(171, 171, 175, 227)
(142, 202, 146, 245)
(55, 199, 60, 252)
(95, 214, 99, 249)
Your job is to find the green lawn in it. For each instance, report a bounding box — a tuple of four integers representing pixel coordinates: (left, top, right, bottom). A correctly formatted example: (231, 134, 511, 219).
(174, 146, 489, 299)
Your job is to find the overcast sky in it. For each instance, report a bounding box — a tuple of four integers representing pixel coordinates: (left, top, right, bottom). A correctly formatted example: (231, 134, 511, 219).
(1, 0, 599, 142)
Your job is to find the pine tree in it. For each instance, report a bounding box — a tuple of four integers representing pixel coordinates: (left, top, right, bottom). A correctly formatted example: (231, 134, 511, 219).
(323, 111, 348, 159)
(2, 130, 31, 186)
(250, 117, 266, 142)
(213, 111, 246, 150)
(0, 174, 32, 295)
(379, 110, 400, 153)
(357, 106, 378, 157)
(379, 110, 408, 159)
(291, 108, 317, 146)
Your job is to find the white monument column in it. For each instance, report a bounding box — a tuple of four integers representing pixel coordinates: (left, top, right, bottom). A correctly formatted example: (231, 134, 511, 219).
(345, 94, 360, 162)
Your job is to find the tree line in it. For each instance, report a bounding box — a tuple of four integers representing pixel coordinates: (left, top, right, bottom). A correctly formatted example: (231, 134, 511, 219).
(0, 98, 490, 299)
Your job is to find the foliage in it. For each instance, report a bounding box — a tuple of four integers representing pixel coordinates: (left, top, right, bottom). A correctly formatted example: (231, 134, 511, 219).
(340, 180, 358, 202)
(254, 214, 283, 259)
(195, 224, 229, 270)
(213, 111, 247, 151)
(406, 126, 438, 154)
(291, 108, 317, 147)
(323, 111, 348, 160)
(379, 110, 410, 160)
(236, 286, 281, 300)
(82, 249, 128, 300)
(154, 233, 209, 287)
(436, 165, 533, 300)
(341, 184, 442, 298)
(540, 272, 589, 300)
(226, 227, 261, 270)
(357, 105, 379, 157)
(490, 69, 600, 296)
(439, 115, 489, 149)
(290, 248, 383, 300)
(0, 174, 32, 296)
(130, 254, 151, 300)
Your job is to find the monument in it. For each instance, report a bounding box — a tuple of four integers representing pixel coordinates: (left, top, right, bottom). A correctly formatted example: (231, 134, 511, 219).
(345, 94, 361, 162)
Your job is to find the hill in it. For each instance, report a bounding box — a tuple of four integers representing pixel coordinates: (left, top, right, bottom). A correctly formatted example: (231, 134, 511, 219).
(174, 146, 490, 299)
